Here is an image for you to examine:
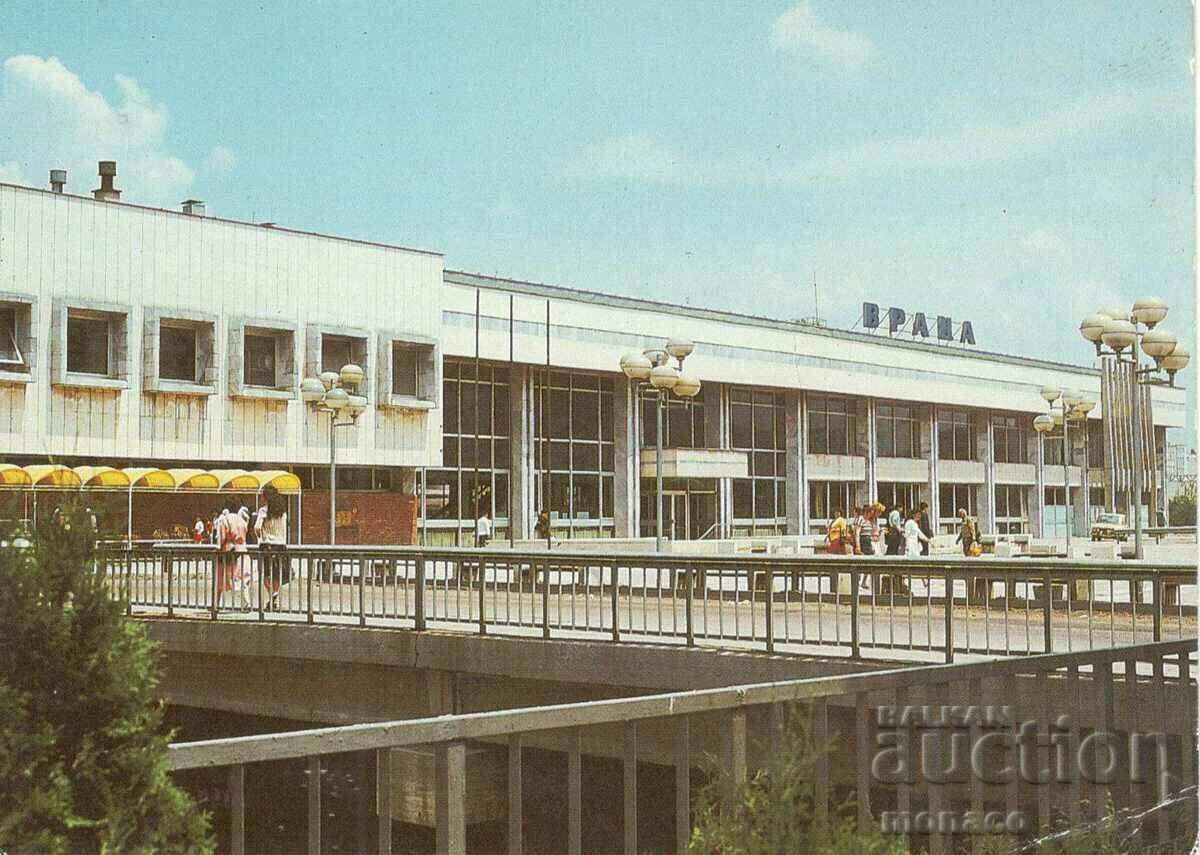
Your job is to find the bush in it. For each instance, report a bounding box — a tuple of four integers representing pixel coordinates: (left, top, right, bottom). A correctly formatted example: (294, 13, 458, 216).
(688, 704, 904, 855)
(0, 504, 212, 853)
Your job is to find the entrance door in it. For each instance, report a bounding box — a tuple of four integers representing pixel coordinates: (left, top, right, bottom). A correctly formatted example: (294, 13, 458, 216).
(689, 491, 717, 540)
(663, 492, 688, 540)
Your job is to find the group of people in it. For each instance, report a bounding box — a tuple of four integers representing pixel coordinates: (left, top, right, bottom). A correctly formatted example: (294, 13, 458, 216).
(825, 502, 978, 558)
(194, 486, 290, 610)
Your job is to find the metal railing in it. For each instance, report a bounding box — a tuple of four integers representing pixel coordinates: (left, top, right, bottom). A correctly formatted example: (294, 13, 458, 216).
(167, 638, 1198, 855)
(98, 544, 1197, 662)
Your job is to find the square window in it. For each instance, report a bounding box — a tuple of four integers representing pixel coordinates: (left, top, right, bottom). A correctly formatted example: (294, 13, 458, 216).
(392, 347, 420, 396)
(160, 324, 198, 382)
(0, 307, 23, 367)
(245, 333, 277, 386)
(321, 335, 354, 374)
(67, 314, 110, 375)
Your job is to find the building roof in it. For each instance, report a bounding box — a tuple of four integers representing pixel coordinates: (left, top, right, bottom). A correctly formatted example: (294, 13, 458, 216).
(445, 268, 1104, 377)
(0, 181, 443, 258)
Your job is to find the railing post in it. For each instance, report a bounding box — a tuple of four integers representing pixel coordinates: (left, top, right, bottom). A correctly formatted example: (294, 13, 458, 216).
(306, 555, 315, 624)
(163, 552, 173, 617)
(125, 552, 133, 617)
(308, 756, 321, 855)
(414, 557, 427, 631)
(229, 764, 245, 855)
(478, 558, 486, 636)
(764, 566, 774, 654)
(1042, 571, 1053, 653)
(210, 550, 219, 620)
(435, 741, 467, 855)
(359, 558, 368, 627)
(849, 566, 860, 658)
(377, 747, 393, 855)
(610, 563, 620, 642)
(256, 553, 265, 623)
(1152, 574, 1163, 642)
(944, 570, 954, 663)
(684, 565, 695, 647)
(507, 734, 523, 855)
(541, 562, 551, 640)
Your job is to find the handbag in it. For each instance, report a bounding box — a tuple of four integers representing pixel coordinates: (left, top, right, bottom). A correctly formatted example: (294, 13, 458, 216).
(967, 542, 982, 557)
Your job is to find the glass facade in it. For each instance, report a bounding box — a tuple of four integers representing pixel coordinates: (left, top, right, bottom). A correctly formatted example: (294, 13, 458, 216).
(640, 387, 704, 448)
(994, 484, 1027, 533)
(424, 359, 511, 544)
(807, 395, 857, 455)
(877, 403, 920, 458)
(992, 415, 1026, 464)
(729, 388, 787, 533)
(808, 480, 859, 532)
(938, 483, 976, 533)
(1042, 428, 1066, 466)
(877, 482, 924, 514)
(937, 409, 974, 461)
(534, 370, 615, 536)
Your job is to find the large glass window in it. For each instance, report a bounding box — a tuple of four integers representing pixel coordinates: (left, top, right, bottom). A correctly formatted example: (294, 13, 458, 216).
(877, 403, 920, 458)
(937, 409, 974, 461)
(159, 324, 198, 382)
(808, 481, 859, 532)
(729, 388, 787, 532)
(424, 359, 512, 543)
(938, 484, 976, 533)
(391, 347, 420, 397)
(641, 388, 704, 449)
(994, 484, 1027, 534)
(992, 416, 1026, 464)
(244, 332, 277, 387)
(807, 395, 856, 455)
(1042, 428, 1065, 466)
(877, 482, 924, 514)
(1042, 486, 1069, 537)
(535, 370, 615, 533)
(0, 306, 24, 368)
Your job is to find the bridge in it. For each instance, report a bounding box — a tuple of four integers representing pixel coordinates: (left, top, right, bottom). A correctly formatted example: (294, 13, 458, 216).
(99, 545, 1198, 853)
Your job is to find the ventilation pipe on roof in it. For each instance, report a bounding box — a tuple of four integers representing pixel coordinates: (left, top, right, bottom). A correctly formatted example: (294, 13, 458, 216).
(181, 199, 206, 216)
(49, 169, 66, 193)
(93, 161, 120, 202)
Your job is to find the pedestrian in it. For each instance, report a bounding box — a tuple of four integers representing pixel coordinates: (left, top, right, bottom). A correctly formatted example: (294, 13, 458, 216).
(475, 508, 493, 547)
(851, 505, 870, 556)
(904, 509, 930, 557)
(956, 507, 978, 557)
(192, 516, 205, 544)
(918, 502, 934, 556)
(255, 486, 289, 610)
(825, 509, 850, 555)
(214, 505, 234, 604)
(884, 504, 904, 555)
(535, 509, 551, 541)
(219, 503, 251, 609)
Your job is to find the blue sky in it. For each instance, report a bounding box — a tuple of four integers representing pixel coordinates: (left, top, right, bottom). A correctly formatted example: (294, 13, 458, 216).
(1, 2, 1194, 440)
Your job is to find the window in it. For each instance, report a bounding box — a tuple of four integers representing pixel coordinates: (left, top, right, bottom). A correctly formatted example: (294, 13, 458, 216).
(808, 481, 858, 527)
(992, 416, 1026, 464)
(994, 484, 1027, 533)
(729, 388, 787, 531)
(67, 314, 110, 375)
(245, 332, 277, 386)
(159, 324, 198, 382)
(392, 346, 420, 397)
(877, 404, 920, 458)
(938, 484, 976, 532)
(937, 409, 974, 461)
(808, 395, 856, 455)
(537, 370, 616, 529)
(0, 307, 22, 367)
(877, 482, 924, 514)
(1042, 428, 1065, 466)
(641, 387, 704, 449)
(321, 335, 354, 374)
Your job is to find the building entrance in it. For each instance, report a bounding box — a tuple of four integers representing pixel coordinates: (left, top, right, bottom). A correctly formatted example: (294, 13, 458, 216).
(640, 479, 718, 540)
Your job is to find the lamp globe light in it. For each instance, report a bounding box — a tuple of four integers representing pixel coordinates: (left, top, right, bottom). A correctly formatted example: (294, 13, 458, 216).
(620, 351, 653, 381)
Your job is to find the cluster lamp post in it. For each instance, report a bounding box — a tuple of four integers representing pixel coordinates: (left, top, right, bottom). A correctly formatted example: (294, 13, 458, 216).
(301, 364, 368, 545)
(619, 339, 701, 551)
(1078, 297, 1189, 559)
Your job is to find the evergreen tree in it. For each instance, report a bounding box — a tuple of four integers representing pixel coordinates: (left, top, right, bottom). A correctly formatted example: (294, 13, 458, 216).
(0, 504, 212, 853)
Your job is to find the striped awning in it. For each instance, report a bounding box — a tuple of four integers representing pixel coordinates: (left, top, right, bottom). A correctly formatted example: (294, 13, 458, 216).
(0, 464, 32, 487)
(166, 469, 221, 490)
(73, 466, 131, 488)
(24, 464, 82, 487)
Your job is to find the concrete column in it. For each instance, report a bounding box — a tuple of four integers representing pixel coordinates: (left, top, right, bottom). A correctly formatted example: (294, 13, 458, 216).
(862, 398, 877, 506)
(924, 406, 938, 530)
(978, 411, 996, 534)
(613, 376, 639, 538)
(784, 390, 807, 535)
(1031, 424, 1045, 537)
(508, 365, 533, 540)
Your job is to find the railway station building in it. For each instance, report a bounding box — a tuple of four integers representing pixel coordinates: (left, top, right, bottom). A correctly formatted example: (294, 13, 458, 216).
(0, 169, 1185, 544)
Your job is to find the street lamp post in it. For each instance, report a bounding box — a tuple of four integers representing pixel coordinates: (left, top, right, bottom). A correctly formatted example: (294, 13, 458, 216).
(1079, 298, 1189, 559)
(620, 340, 701, 551)
(1034, 388, 1094, 553)
(301, 364, 368, 545)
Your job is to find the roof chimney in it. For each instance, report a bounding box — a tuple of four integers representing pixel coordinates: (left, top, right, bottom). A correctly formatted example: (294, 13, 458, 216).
(49, 169, 66, 193)
(93, 161, 120, 202)
(181, 199, 206, 217)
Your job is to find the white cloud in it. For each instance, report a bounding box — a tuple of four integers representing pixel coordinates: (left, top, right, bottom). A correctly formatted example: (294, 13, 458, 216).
(204, 144, 237, 174)
(0, 55, 207, 204)
(558, 134, 701, 184)
(769, 2, 876, 70)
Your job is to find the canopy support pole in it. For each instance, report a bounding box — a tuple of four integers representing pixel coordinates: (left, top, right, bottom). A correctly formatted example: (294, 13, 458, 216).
(127, 484, 134, 546)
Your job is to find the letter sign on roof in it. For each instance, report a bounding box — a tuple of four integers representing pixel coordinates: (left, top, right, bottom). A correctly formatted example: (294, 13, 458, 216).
(937, 316, 953, 341)
(862, 302, 880, 330)
(887, 307, 906, 334)
(912, 312, 929, 338)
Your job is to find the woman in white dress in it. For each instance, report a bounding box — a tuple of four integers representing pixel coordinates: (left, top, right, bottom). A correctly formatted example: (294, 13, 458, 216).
(903, 510, 930, 557)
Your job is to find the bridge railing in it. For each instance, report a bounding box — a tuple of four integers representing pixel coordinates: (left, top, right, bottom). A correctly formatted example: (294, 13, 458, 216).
(97, 544, 1197, 662)
(166, 638, 1198, 855)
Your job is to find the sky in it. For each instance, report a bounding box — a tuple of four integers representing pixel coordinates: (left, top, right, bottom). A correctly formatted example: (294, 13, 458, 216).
(0, 2, 1195, 441)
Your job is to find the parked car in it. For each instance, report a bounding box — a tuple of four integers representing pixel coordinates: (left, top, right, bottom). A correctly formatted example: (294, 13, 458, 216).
(1090, 512, 1131, 542)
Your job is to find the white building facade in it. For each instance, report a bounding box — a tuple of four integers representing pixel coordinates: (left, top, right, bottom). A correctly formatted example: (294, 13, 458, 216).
(0, 175, 1185, 544)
